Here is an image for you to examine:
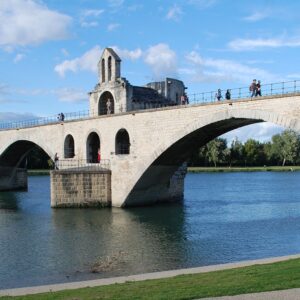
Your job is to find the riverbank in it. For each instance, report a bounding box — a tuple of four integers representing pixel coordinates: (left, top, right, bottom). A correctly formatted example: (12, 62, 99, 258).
(2, 254, 300, 299)
(27, 166, 300, 176)
(188, 166, 300, 172)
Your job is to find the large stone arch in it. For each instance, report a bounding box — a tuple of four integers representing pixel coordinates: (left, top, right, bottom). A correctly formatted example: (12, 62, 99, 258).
(0, 140, 52, 168)
(121, 108, 300, 207)
(98, 91, 115, 115)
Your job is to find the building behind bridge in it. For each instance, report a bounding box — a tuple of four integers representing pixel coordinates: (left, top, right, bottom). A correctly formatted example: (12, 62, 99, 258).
(89, 48, 187, 115)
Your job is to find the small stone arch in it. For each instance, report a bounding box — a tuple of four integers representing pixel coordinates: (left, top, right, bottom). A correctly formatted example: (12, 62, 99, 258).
(98, 91, 115, 115)
(108, 56, 112, 81)
(64, 134, 75, 158)
(101, 58, 105, 83)
(115, 129, 130, 155)
(86, 132, 100, 163)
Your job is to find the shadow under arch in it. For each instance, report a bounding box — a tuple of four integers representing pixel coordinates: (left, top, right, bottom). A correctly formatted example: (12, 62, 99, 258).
(0, 140, 52, 168)
(123, 117, 265, 207)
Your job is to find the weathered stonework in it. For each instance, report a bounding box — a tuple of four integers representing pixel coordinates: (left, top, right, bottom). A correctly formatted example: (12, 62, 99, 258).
(50, 169, 111, 208)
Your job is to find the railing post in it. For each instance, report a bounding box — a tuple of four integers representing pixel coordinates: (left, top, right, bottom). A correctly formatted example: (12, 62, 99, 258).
(211, 91, 213, 102)
(239, 88, 241, 99)
(282, 82, 284, 95)
(271, 84, 273, 95)
(294, 80, 297, 93)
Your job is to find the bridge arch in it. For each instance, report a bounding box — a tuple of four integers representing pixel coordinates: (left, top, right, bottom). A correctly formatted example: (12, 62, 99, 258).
(121, 108, 299, 207)
(115, 129, 130, 155)
(86, 131, 100, 163)
(0, 140, 52, 168)
(64, 134, 75, 158)
(98, 91, 114, 115)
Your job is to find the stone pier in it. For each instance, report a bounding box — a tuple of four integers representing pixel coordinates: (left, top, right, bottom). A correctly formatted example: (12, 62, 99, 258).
(50, 168, 111, 208)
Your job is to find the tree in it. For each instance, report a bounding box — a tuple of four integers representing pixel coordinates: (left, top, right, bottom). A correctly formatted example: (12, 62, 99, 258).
(206, 138, 227, 167)
(280, 130, 300, 166)
(230, 138, 244, 166)
(244, 139, 265, 166)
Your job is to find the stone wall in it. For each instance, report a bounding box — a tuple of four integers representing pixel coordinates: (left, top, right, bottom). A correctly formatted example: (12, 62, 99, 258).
(51, 169, 111, 208)
(0, 167, 27, 191)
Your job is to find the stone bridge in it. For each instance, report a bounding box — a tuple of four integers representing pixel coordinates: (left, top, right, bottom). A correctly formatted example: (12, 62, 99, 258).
(1, 93, 300, 207)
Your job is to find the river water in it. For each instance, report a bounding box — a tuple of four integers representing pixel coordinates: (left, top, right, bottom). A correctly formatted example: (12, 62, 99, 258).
(1, 172, 300, 289)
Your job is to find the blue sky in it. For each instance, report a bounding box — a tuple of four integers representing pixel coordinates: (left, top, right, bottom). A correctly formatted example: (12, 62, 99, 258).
(1, 0, 300, 142)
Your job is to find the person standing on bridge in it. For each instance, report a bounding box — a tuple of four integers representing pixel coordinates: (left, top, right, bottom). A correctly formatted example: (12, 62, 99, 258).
(215, 89, 222, 101)
(54, 153, 59, 170)
(256, 80, 262, 97)
(225, 89, 231, 100)
(97, 148, 101, 163)
(249, 79, 257, 98)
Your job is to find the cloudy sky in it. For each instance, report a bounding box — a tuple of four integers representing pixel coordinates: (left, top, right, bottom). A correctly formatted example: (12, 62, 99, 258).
(1, 0, 299, 142)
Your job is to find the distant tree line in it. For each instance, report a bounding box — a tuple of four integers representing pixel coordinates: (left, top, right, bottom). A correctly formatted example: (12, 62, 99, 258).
(189, 129, 300, 167)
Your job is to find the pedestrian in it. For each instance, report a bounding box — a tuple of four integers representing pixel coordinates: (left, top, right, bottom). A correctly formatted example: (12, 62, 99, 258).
(106, 98, 111, 114)
(54, 153, 59, 170)
(57, 113, 61, 121)
(184, 93, 189, 104)
(249, 79, 257, 98)
(225, 89, 231, 100)
(256, 80, 262, 96)
(97, 148, 101, 163)
(215, 89, 222, 101)
(180, 95, 185, 105)
(61, 112, 65, 121)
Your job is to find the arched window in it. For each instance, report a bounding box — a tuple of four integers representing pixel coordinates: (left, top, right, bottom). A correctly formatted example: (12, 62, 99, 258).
(64, 134, 75, 158)
(115, 129, 130, 155)
(86, 132, 100, 163)
(98, 91, 115, 115)
(108, 56, 112, 81)
(101, 58, 105, 83)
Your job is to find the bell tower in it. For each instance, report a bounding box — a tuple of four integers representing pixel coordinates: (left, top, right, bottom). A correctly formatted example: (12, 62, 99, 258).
(98, 48, 121, 84)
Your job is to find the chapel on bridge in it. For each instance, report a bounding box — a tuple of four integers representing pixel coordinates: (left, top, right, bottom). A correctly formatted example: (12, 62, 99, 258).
(89, 48, 187, 115)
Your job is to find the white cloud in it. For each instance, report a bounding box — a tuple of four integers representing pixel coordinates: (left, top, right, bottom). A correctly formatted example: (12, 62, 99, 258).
(228, 37, 300, 51)
(107, 23, 120, 31)
(61, 48, 69, 57)
(54, 46, 102, 77)
(112, 46, 142, 60)
(13, 53, 25, 63)
(0, 0, 72, 49)
(54, 88, 87, 103)
(185, 50, 278, 84)
(166, 5, 183, 21)
(80, 9, 104, 28)
(144, 43, 177, 79)
(243, 12, 269, 22)
(222, 123, 284, 143)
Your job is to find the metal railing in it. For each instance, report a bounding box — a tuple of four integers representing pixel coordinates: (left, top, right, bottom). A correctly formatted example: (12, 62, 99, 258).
(1, 80, 300, 131)
(55, 159, 110, 171)
(188, 80, 300, 104)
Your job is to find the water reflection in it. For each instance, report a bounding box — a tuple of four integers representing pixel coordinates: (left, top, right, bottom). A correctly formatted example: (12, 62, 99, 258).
(2, 172, 300, 289)
(0, 192, 19, 210)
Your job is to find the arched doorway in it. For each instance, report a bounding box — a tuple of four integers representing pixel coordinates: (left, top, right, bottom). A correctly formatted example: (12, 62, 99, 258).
(115, 129, 130, 154)
(98, 91, 114, 115)
(86, 132, 100, 163)
(64, 134, 75, 158)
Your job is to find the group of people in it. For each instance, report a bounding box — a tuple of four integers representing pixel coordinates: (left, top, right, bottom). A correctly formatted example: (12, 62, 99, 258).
(57, 112, 65, 122)
(249, 79, 262, 98)
(215, 89, 231, 101)
(180, 93, 189, 105)
(215, 79, 262, 102)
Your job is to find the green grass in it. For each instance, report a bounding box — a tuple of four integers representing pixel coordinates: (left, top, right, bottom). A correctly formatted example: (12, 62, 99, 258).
(188, 166, 300, 173)
(27, 170, 50, 176)
(3, 258, 300, 300)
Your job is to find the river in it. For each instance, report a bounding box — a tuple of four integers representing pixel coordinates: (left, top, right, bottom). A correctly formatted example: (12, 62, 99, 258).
(1, 172, 300, 289)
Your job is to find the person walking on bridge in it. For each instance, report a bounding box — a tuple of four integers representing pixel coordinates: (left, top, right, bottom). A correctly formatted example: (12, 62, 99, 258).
(215, 89, 222, 101)
(256, 80, 262, 96)
(249, 79, 257, 98)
